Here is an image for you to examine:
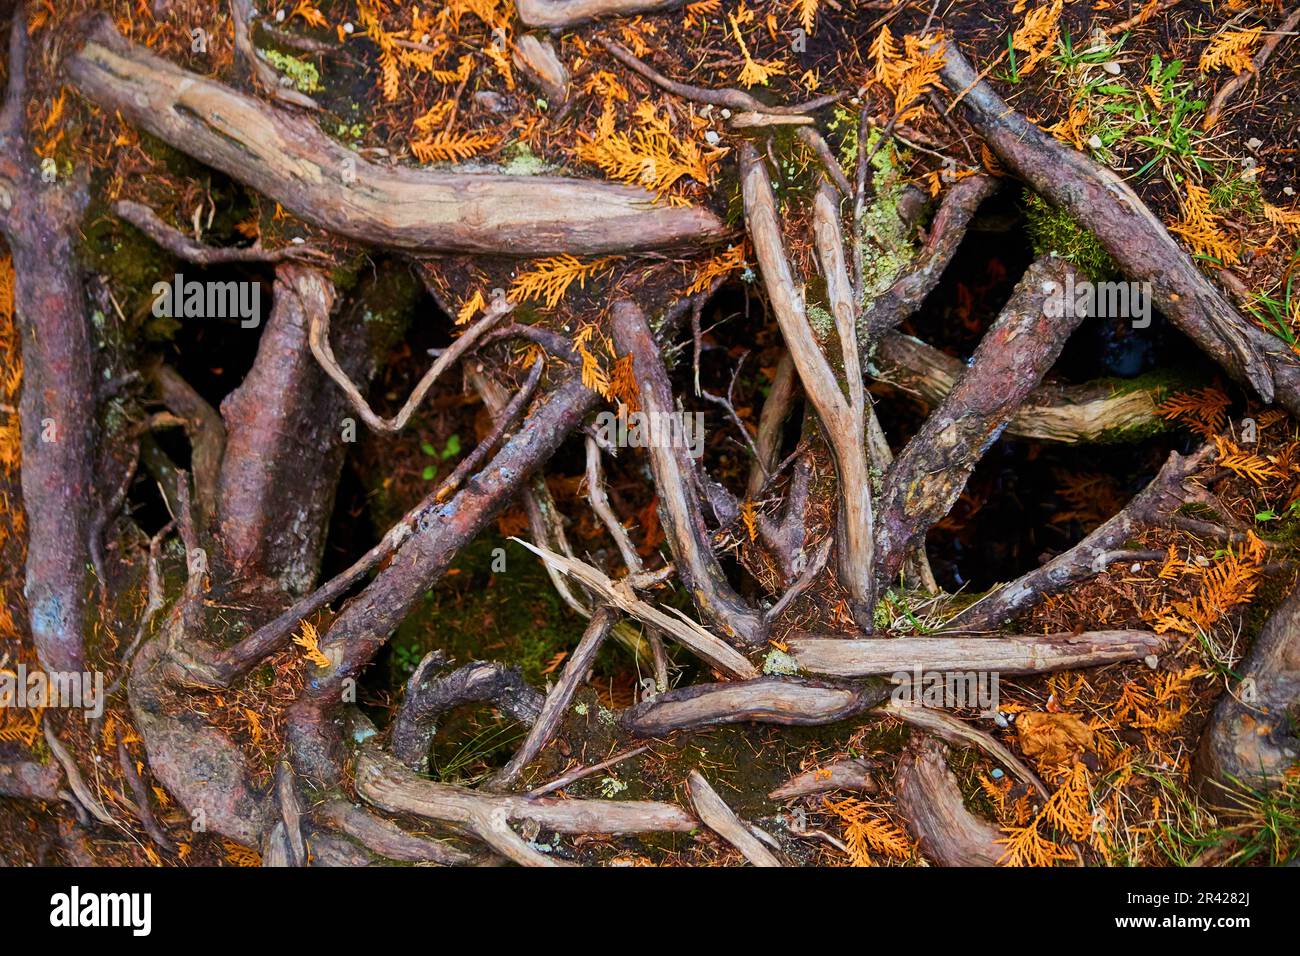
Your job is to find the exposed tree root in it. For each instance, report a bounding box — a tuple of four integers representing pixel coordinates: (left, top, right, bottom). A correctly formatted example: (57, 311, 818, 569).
(787, 630, 1166, 677)
(941, 42, 1300, 414)
(66, 18, 725, 256)
(895, 737, 1005, 866)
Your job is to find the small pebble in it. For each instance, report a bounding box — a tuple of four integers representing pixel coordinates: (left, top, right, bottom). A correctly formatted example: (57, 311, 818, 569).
(1130, 562, 1142, 573)
(1144, 654, 1159, 670)
(1103, 61, 1122, 75)
(1247, 137, 1264, 151)
(994, 712, 1009, 728)
(291, 236, 305, 244)
(275, 8, 285, 21)
(1088, 133, 1104, 149)
(343, 21, 354, 34)
(721, 108, 732, 119)
(1285, 186, 1296, 197)
(990, 768, 1004, 780)
(704, 130, 720, 145)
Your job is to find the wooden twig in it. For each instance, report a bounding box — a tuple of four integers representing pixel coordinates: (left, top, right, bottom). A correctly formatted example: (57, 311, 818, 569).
(598, 38, 842, 116)
(621, 677, 889, 736)
(787, 630, 1166, 677)
(493, 608, 617, 789)
(687, 769, 782, 866)
(309, 292, 511, 434)
(512, 537, 759, 680)
(113, 199, 324, 263)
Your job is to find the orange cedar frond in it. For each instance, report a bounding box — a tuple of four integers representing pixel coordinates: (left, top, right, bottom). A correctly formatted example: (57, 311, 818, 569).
(870, 25, 906, 87)
(686, 245, 748, 295)
(290, 1, 328, 29)
(222, 840, 262, 867)
(292, 620, 331, 669)
(730, 14, 786, 87)
(1158, 385, 1230, 439)
(1213, 435, 1284, 485)
(794, 0, 818, 35)
(410, 131, 499, 163)
(1199, 28, 1263, 74)
(456, 289, 485, 326)
(823, 796, 912, 863)
(1170, 181, 1239, 263)
(609, 354, 641, 413)
(510, 255, 616, 309)
(997, 821, 1075, 866)
(740, 500, 758, 542)
(1011, 0, 1063, 76)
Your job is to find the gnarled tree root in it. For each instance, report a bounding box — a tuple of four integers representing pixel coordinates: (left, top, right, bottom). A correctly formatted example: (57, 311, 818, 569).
(66, 18, 725, 256)
(895, 737, 1005, 866)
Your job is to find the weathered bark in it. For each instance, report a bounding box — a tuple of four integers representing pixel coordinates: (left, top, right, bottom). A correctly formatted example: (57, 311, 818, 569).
(0, 759, 61, 801)
(874, 257, 1085, 585)
(66, 18, 725, 256)
(941, 43, 1300, 414)
(610, 300, 765, 645)
(948, 444, 1214, 630)
(1195, 578, 1300, 802)
(895, 737, 1004, 866)
(216, 265, 367, 596)
(149, 364, 225, 528)
(354, 743, 696, 866)
(621, 677, 889, 736)
(315, 799, 477, 865)
(787, 630, 1165, 677)
(871, 332, 1169, 444)
(0, 4, 93, 671)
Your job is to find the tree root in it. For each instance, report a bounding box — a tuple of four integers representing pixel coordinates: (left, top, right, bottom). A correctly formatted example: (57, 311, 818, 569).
(687, 769, 782, 866)
(874, 256, 1085, 585)
(1195, 575, 1300, 802)
(620, 677, 889, 736)
(787, 630, 1165, 677)
(948, 444, 1215, 630)
(389, 656, 544, 773)
(894, 737, 1004, 866)
(66, 18, 725, 256)
(940, 42, 1300, 414)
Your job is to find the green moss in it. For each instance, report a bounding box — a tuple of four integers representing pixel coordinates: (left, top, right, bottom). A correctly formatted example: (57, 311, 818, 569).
(1024, 189, 1117, 279)
(259, 48, 322, 93)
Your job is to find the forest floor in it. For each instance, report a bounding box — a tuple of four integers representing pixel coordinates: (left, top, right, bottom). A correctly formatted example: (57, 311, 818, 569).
(2, 0, 1300, 867)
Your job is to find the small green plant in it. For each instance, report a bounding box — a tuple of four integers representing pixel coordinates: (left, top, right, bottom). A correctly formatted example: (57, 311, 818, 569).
(419, 434, 461, 480)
